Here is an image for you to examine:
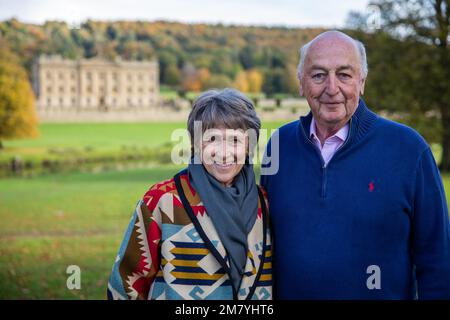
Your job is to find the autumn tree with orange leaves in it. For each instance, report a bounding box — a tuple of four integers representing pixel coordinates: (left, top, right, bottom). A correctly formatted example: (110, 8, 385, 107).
(0, 44, 38, 149)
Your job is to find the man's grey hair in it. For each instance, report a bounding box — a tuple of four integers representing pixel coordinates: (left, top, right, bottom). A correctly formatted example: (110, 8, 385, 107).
(187, 88, 261, 151)
(297, 34, 368, 80)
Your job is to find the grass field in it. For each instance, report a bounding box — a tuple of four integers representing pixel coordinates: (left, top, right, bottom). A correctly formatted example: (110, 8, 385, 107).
(0, 121, 288, 176)
(0, 121, 287, 299)
(0, 122, 449, 299)
(1, 121, 287, 152)
(0, 165, 184, 299)
(0, 123, 189, 168)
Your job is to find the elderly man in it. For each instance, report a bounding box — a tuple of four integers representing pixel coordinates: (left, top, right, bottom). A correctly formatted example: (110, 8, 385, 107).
(261, 30, 450, 299)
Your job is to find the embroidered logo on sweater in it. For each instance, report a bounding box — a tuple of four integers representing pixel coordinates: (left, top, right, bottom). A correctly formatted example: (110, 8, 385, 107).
(369, 181, 375, 192)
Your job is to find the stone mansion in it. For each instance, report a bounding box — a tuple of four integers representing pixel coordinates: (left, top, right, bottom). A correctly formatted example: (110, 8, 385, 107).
(32, 55, 159, 113)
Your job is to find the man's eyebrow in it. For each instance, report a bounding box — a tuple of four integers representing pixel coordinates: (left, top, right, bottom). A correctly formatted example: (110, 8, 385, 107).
(308, 65, 356, 72)
(336, 65, 356, 72)
(309, 65, 327, 71)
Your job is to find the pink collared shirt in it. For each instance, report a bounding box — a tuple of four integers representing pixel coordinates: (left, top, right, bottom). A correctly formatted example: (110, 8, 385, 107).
(310, 118, 349, 167)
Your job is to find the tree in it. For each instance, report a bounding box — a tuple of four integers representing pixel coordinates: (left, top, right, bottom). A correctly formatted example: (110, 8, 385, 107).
(181, 63, 202, 92)
(239, 45, 257, 70)
(247, 69, 264, 93)
(158, 51, 178, 84)
(233, 69, 264, 93)
(197, 67, 211, 90)
(263, 68, 286, 95)
(284, 64, 300, 95)
(164, 64, 181, 86)
(203, 74, 233, 89)
(0, 44, 38, 149)
(234, 71, 250, 92)
(360, 0, 450, 170)
(343, 29, 441, 143)
(43, 22, 81, 59)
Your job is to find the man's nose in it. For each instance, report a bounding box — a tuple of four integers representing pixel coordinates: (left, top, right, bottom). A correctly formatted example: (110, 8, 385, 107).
(325, 74, 339, 95)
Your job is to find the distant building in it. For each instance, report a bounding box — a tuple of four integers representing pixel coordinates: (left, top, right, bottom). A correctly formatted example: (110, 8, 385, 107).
(32, 55, 159, 111)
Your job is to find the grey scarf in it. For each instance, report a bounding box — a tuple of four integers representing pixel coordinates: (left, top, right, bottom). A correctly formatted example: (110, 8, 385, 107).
(188, 156, 259, 292)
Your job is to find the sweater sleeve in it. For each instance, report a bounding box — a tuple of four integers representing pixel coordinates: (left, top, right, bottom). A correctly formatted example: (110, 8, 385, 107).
(107, 190, 162, 300)
(412, 147, 450, 299)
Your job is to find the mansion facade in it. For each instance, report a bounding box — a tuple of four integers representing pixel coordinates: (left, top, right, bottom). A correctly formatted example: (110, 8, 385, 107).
(32, 55, 159, 111)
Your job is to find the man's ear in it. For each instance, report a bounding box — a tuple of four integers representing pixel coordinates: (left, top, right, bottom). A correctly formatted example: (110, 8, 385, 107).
(299, 80, 304, 96)
(360, 78, 366, 95)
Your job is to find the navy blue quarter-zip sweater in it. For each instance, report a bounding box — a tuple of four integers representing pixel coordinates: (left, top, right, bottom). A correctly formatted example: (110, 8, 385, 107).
(261, 99, 450, 299)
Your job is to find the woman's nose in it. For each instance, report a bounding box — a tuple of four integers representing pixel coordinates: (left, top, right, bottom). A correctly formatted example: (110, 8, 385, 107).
(214, 141, 232, 160)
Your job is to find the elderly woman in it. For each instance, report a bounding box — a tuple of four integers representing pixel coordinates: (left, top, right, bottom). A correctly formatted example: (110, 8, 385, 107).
(107, 89, 272, 300)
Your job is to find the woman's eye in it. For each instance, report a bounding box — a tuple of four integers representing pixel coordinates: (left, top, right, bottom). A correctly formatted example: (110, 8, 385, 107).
(231, 136, 244, 144)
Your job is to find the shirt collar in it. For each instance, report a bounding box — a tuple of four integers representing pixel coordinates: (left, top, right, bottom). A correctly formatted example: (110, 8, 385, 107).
(310, 117, 349, 142)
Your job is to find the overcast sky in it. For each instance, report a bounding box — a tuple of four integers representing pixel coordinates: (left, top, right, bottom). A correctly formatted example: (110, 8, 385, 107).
(0, 0, 370, 28)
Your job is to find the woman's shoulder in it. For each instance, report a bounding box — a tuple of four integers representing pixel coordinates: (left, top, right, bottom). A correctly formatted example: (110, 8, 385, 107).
(141, 176, 179, 212)
(141, 170, 197, 212)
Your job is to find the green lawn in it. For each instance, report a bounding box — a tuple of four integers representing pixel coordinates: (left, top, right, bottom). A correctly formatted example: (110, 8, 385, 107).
(0, 121, 288, 175)
(2, 123, 184, 150)
(0, 123, 187, 166)
(0, 121, 448, 299)
(1, 121, 287, 152)
(1, 165, 449, 299)
(0, 165, 184, 299)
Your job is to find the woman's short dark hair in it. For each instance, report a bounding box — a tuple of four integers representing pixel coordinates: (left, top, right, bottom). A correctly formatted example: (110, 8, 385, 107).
(187, 88, 261, 154)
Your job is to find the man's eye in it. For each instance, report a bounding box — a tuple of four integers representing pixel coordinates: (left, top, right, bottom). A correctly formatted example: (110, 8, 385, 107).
(338, 73, 351, 80)
(312, 73, 325, 80)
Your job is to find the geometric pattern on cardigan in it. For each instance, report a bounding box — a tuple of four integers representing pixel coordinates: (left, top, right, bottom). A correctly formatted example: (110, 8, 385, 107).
(107, 171, 272, 300)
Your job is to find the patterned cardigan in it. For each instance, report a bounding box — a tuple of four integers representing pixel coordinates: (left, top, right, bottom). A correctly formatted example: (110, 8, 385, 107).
(107, 169, 272, 300)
